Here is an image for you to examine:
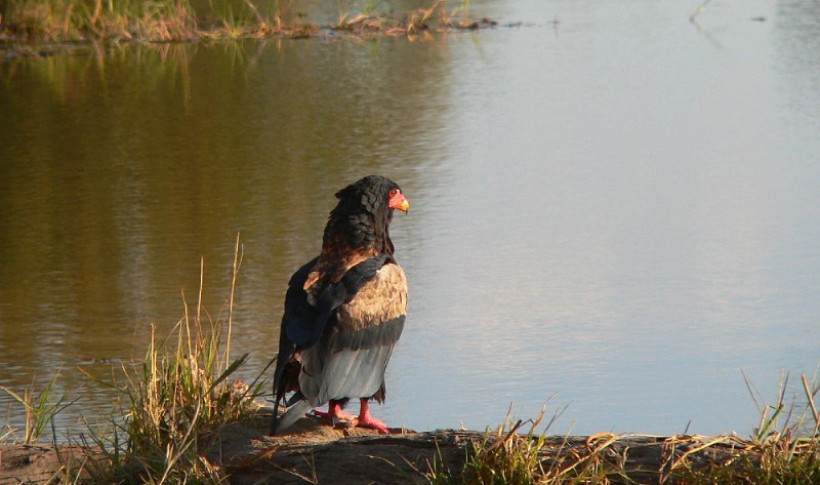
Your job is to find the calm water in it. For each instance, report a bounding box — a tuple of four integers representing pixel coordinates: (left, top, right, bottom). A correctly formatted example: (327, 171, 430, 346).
(1, 0, 819, 438)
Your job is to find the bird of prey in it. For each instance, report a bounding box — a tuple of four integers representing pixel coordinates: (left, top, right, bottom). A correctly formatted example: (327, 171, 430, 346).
(271, 175, 410, 435)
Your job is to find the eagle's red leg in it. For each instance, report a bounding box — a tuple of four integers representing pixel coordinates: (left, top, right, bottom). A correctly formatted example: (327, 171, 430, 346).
(313, 400, 357, 423)
(356, 398, 389, 434)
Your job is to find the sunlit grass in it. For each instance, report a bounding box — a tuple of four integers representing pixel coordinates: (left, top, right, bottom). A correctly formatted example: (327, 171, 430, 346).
(0, 236, 265, 483)
(90, 236, 264, 483)
(426, 406, 624, 484)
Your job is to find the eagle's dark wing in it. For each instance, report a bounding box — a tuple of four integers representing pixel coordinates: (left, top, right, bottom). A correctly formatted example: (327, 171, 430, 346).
(271, 254, 390, 433)
(298, 259, 406, 406)
(271, 256, 316, 430)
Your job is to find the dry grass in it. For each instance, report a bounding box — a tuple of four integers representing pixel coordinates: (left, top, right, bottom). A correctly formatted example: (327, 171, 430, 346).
(429, 374, 820, 484)
(91, 236, 264, 483)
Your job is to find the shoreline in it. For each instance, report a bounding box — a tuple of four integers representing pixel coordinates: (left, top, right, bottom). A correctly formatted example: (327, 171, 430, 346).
(1, 410, 807, 485)
(0, 17, 499, 60)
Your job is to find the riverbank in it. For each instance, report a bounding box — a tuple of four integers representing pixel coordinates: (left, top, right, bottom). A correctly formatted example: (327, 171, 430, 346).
(2, 409, 818, 484)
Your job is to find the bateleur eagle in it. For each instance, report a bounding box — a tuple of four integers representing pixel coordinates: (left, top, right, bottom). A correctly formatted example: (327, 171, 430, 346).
(270, 175, 410, 435)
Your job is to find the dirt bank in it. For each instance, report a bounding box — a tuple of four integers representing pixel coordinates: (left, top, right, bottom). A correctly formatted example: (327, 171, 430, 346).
(0, 411, 764, 484)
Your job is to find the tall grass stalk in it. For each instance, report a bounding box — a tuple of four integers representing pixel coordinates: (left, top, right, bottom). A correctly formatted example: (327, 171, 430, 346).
(225, 233, 242, 367)
(802, 373, 820, 437)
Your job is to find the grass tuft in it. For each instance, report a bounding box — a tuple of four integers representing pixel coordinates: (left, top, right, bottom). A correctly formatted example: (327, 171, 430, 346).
(105, 241, 259, 483)
(1, 374, 77, 444)
(429, 374, 820, 484)
(69, 236, 264, 483)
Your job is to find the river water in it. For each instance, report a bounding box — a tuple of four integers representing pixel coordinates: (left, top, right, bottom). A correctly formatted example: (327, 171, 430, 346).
(1, 0, 819, 438)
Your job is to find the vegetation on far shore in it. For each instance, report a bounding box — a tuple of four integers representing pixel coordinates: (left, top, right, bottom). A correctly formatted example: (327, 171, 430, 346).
(1, 240, 819, 484)
(0, 0, 495, 48)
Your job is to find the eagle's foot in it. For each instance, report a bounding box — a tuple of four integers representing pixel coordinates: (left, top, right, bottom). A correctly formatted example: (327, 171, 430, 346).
(356, 413, 388, 434)
(313, 401, 358, 427)
(356, 398, 389, 434)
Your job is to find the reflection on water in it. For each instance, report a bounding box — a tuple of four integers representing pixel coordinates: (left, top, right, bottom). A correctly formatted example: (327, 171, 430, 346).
(2, 0, 819, 438)
(0, 36, 454, 434)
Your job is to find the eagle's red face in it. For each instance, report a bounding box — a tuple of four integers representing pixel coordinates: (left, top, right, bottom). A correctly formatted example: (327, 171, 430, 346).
(387, 188, 410, 212)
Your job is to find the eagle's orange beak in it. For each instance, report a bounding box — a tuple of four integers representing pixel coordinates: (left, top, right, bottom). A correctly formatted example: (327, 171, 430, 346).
(389, 192, 410, 212)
